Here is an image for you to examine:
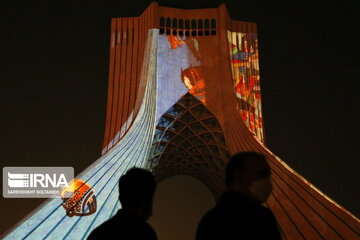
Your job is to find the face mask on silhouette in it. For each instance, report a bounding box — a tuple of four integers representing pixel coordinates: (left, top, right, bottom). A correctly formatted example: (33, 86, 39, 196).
(248, 177, 272, 203)
(240, 157, 272, 203)
(142, 198, 153, 221)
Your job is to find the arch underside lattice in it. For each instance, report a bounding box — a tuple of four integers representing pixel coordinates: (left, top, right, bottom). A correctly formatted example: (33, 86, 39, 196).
(148, 93, 229, 198)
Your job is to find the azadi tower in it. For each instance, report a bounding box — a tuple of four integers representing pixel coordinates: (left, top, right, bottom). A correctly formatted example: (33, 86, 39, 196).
(4, 2, 360, 239)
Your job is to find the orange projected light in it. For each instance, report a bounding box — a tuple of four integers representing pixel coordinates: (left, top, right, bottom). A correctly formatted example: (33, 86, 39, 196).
(181, 66, 205, 103)
(167, 35, 184, 49)
(61, 179, 97, 217)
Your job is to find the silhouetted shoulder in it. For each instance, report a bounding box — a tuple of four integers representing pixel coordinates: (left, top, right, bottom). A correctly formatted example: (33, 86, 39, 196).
(88, 210, 157, 240)
(196, 192, 281, 240)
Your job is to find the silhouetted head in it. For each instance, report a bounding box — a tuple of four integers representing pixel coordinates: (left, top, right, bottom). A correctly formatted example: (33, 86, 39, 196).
(225, 152, 272, 203)
(119, 168, 157, 220)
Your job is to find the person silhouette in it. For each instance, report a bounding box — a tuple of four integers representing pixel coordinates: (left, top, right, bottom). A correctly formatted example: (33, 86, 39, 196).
(88, 167, 157, 240)
(196, 152, 282, 240)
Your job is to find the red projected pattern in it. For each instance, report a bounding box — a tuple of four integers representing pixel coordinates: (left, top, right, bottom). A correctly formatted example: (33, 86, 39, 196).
(228, 32, 264, 142)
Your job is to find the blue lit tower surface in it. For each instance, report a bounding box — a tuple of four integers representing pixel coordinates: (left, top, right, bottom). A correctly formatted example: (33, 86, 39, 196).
(4, 3, 360, 240)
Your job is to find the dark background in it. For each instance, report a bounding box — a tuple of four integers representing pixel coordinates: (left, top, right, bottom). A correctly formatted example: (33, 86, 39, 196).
(1, 0, 359, 235)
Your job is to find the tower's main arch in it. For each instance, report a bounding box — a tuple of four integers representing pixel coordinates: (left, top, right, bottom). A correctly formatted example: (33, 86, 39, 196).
(3, 2, 359, 240)
(148, 93, 229, 198)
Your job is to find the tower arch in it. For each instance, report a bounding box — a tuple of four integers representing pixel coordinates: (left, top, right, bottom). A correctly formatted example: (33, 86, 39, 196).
(148, 93, 229, 198)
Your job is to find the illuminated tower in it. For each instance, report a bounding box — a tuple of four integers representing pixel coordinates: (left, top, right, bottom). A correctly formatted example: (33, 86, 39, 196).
(4, 3, 360, 239)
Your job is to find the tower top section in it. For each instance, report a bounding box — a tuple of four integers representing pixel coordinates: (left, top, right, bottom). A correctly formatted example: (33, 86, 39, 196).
(113, 2, 257, 34)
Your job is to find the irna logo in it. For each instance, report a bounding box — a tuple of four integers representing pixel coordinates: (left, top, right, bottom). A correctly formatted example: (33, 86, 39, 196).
(3, 167, 74, 198)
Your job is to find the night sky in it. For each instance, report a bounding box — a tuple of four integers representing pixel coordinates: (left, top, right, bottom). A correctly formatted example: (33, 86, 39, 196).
(1, 0, 359, 235)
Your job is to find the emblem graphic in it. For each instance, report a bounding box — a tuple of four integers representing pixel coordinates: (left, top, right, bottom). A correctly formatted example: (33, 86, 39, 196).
(61, 179, 97, 217)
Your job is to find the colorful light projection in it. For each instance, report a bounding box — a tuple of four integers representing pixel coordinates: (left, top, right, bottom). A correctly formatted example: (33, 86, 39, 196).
(159, 34, 205, 106)
(227, 31, 264, 142)
(3, 30, 159, 240)
(4, 3, 360, 239)
(181, 66, 205, 103)
(61, 179, 97, 217)
(5, 31, 207, 240)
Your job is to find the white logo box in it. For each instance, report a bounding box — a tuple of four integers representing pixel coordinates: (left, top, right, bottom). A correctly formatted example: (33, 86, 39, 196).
(3, 167, 74, 198)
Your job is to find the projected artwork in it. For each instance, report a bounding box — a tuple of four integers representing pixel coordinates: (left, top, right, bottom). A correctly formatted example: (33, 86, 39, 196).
(3, 29, 159, 240)
(155, 33, 204, 123)
(61, 179, 97, 217)
(4, 3, 359, 240)
(228, 31, 264, 142)
(156, 35, 204, 122)
(181, 66, 205, 103)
